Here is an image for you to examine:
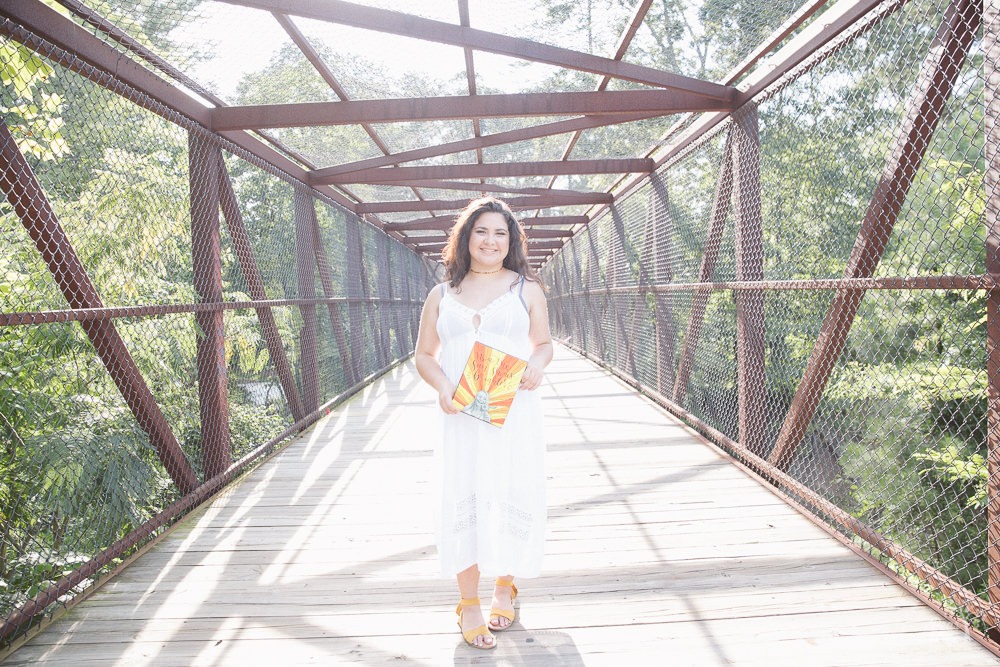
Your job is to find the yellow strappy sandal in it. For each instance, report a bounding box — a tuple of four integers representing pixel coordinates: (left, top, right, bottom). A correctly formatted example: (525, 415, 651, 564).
(456, 597, 496, 649)
(489, 579, 518, 631)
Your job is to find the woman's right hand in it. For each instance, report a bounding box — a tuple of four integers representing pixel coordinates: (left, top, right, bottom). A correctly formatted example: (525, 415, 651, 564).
(438, 384, 460, 414)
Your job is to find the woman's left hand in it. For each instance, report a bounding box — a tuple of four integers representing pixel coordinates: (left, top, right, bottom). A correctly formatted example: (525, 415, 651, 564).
(520, 364, 544, 391)
(438, 384, 460, 414)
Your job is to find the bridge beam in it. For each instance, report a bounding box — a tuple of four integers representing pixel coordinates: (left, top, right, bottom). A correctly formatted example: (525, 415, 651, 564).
(216, 150, 306, 422)
(211, 91, 730, 132)
(310, 114, 657, 181)
(329, 160, 653, 184)
(672, 136, 734, 406)
(985, 0, 1000, 624)
(356, 193, 610, 214)
(311, 214, 359, 388)
(189, 133, 232, 479)
(731, 105, 768, 457)
(645, 172, 677, 397)
(295, 191, 320, 414)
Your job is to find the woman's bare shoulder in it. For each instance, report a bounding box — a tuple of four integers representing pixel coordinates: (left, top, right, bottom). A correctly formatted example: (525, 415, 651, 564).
(425, 282, 449, 304)
(522, 278, 547, 300)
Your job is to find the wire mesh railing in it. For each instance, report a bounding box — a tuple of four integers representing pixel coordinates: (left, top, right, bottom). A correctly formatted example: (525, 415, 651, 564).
(0, 19, 436, 645)
(544, 0, 999, 643)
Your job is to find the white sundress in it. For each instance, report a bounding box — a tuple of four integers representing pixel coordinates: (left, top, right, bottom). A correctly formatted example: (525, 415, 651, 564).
(434, 276, 546, 578)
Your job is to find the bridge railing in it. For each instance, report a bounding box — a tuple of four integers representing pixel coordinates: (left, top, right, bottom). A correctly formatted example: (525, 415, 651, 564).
(543, 0, 998, 645)
(0, 19, 437, 646)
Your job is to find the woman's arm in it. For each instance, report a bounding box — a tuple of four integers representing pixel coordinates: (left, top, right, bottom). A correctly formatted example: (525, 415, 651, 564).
(415, 285, 460, 414)
(519, 281, 553, 391)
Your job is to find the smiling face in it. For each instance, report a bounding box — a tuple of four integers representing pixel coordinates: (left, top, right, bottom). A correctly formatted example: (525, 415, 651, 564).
(467, 211, 510, 271)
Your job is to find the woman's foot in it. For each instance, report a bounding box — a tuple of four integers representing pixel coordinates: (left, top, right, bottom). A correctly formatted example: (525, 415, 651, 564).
(489, 578, 517, 631)
(456, 598, 495, 649)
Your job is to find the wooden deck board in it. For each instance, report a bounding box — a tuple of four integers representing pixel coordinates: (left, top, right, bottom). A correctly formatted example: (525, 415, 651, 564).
(4, 345, 998, 666)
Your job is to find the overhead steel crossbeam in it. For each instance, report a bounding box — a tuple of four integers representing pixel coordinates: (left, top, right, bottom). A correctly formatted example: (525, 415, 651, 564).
(216, 0, 735, 100)
(385, 215, 586, 232)
(411, 238, 564, 251)
(328, 159, 653, 184)
(521, 215, 590, 227)
(210, 0, 733, 245)
(403, 228, 573, 244)
(357, 192, 611, 214)
(309, 113, 659, 181)
(423, 227, 574, 240)
(210, 90, 732, 131)
(395, 224, 577, 262)
(365, 180, 608, 199)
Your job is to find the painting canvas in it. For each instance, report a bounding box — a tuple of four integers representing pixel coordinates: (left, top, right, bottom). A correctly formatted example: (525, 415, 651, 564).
(451, 341, 528, 428)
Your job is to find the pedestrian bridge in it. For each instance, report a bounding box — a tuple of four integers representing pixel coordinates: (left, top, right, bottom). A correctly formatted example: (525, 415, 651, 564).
(1, 0, 999, 663)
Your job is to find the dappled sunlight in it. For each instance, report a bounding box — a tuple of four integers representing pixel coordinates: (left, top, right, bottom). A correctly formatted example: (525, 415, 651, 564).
(291, 430, 348, 503)
(296, 408, 350, 462)
(359, 379, 390, 428)
(257, 458, 365, 587)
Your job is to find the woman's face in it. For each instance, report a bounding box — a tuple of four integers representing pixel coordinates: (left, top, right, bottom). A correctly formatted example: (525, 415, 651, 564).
(467, 211, 510, 268)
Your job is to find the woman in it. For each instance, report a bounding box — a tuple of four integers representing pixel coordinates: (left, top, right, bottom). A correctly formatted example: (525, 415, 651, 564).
(415, 197, 552, 650)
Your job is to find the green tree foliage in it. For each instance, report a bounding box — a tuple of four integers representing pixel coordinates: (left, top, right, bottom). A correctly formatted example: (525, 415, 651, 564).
(0, 43, 68, 162)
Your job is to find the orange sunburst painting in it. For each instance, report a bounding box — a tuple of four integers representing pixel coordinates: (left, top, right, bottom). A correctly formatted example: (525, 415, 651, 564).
(451, 341, 528, 428)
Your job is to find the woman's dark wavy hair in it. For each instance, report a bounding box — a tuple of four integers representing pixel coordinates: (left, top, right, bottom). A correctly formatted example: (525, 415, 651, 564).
(442, 197, 544, 290)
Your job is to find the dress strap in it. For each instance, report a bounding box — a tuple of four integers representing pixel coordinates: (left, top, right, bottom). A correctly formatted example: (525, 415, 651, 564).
(518, 276, 528, 312)
(440, 282, 446, 298)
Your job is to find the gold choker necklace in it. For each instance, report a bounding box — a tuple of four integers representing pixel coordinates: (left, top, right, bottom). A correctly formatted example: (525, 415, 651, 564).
(469, 267, 503, 275)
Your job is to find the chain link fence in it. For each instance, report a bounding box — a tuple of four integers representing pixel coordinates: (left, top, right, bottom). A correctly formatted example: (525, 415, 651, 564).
(0, 19, 436, 645)
(544, 0, 997, 641)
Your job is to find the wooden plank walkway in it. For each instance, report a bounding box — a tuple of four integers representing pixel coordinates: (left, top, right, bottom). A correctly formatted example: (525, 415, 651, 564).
(4, 345, 998, 666)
